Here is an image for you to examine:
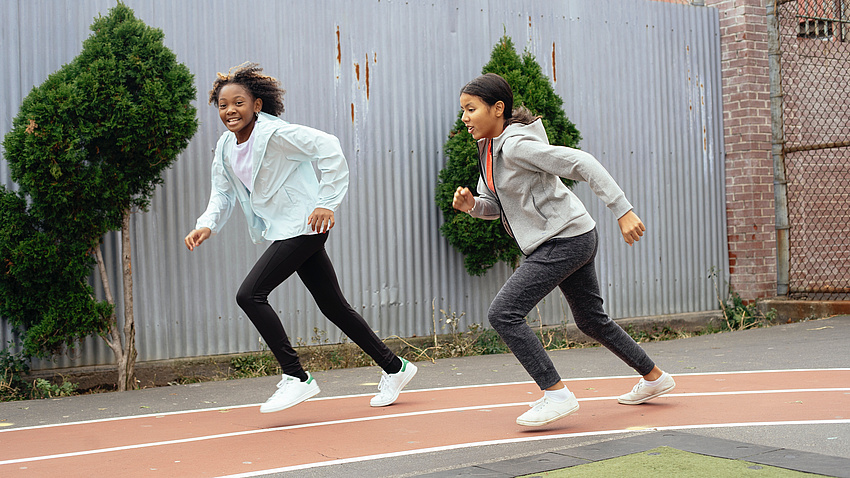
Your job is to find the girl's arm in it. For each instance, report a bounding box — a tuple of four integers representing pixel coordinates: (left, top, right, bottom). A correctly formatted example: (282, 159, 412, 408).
(193, 142, 236, 240)
(507, 138, 633, 220)
(458, 176, 500, 220)
(267, 125, 349, 212)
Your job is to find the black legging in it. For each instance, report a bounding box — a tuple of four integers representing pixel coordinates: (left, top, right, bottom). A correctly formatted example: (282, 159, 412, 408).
(236, 233, 397, 377)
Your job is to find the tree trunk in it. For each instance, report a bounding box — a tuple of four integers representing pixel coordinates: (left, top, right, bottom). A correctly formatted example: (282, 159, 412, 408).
(94, 210, 137, 392)
(96, 243, 125, 390)
(120, 210, 137, 391)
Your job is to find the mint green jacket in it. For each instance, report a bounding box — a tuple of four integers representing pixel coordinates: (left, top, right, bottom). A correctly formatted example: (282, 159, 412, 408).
(195, 112, 349, 243)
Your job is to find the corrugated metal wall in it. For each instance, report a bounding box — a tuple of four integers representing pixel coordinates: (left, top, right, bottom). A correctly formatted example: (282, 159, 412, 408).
(0, 0, 727, 370)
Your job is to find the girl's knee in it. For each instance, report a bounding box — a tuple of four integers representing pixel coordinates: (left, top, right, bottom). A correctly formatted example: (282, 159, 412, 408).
(573, 314, 613, 335)
(487, 305, 519, 332)
(486, 307, 503, 330)
(235, 285, 260, 311)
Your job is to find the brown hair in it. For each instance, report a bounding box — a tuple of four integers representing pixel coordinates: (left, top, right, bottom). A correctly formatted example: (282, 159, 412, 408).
(208, 62, 285, 116)
(459, 73, 540, 126)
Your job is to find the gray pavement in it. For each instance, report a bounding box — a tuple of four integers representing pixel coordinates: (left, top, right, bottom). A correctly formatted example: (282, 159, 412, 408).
(1, 315, 849, 477)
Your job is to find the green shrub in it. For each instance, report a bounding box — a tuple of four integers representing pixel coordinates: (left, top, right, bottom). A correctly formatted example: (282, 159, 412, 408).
(1, 2, 197, 390)
(435, 35, 581, 275)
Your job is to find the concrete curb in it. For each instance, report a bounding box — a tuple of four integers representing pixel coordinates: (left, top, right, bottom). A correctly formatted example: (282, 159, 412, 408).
(759, 299, 850, 321)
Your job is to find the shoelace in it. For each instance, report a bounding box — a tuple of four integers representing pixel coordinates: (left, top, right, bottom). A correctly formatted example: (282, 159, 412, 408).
(531, 398, 550, 411)
(376, 372, 390, 394)
(267, 377, 296, 400)
(629, 379, 648, 395)
(529, 397, 546, 408)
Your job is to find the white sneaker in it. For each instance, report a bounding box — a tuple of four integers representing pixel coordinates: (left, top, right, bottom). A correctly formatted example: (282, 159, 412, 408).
(259, 372, 320, 413)
(618, 372, 676, 405)
(370, 358, 418, 407)
(516, 393, 580, 427)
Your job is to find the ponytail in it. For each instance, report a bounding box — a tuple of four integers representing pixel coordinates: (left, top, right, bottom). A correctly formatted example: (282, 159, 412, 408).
(508, 105, 540, 126)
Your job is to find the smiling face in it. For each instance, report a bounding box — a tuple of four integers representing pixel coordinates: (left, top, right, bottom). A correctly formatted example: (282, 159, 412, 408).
(218, 83, 263, 143)
(460, 93, 505, 140)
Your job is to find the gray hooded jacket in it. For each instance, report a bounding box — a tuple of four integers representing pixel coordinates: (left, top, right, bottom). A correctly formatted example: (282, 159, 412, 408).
(468, 119, 633, 255)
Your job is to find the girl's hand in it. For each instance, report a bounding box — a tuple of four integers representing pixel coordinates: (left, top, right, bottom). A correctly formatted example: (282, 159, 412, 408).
(618, 210, 646, 246)
(452, 186, 475, 213)
(308, 207, 335, 233)
(185, 227, 211, 251)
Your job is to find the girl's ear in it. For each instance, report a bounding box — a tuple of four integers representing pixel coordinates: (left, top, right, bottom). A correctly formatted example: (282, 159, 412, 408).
(254, 97, 263, 114)
(494, 100, 505, 118)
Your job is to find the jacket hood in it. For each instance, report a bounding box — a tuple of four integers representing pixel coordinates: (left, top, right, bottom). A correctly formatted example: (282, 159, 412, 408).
(490, 118, 549, 152)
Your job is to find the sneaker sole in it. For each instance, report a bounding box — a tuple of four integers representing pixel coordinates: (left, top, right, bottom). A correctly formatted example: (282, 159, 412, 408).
(260, 386, 321, 413)
(516, 402, 580, 427)
(370, 364, 418, 407)
(617, 382, 676, 405)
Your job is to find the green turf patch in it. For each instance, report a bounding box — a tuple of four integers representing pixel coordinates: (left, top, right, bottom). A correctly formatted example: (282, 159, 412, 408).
(516, 446, 819, 477)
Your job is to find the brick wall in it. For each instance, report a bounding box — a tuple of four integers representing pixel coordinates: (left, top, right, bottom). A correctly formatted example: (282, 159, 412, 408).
(703, 0, 778, 301)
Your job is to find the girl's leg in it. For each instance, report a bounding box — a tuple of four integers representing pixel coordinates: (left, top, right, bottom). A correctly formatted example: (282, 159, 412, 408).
(236, 236, 321, 379)
(296, 234, 399, 372)
(488, 234, 600, 390)
(557, 230, 656, 376)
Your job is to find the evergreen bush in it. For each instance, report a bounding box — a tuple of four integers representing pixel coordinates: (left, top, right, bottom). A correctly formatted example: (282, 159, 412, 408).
(435, 35, 581, 275)
(1, 2, 197, 390)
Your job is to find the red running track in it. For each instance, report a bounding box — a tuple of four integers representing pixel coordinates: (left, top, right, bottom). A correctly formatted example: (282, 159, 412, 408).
(0, 369, 848, 477)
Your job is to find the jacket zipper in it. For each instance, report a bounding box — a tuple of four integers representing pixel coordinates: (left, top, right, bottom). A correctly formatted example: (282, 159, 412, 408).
(479, 139, 522, 253)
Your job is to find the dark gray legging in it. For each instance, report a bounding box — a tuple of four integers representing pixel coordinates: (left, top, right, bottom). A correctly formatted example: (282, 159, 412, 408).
(488, 228, 655, 390)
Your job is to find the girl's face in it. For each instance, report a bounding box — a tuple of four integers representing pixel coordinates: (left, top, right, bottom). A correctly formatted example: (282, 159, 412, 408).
(218, 83, 262, 143)
(460, 93, 505, 140)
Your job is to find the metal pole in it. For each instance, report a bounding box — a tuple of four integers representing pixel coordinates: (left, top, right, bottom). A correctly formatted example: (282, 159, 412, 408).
(768, 0, 791, 296)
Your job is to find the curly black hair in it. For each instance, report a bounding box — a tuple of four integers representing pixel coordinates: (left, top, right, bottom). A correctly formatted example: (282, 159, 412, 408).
(208, 62, 285, 116)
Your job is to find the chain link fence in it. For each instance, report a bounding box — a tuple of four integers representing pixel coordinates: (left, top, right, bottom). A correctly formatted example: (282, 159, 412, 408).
(778, 0, 850, 300)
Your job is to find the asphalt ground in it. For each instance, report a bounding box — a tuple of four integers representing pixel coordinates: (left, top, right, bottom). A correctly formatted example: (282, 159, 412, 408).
(1, 315, 848, 477)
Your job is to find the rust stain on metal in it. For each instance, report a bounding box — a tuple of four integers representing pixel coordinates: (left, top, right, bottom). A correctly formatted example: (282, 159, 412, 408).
(355, 62, 360, 82)
(350, 103, 355, 124)
(365, 54, 370, 100)
(551, 42, 557, 83)
(336, 26, 341, 64)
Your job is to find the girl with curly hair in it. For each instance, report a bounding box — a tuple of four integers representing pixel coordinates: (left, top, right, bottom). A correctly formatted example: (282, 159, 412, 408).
(185, 63, 416, 413)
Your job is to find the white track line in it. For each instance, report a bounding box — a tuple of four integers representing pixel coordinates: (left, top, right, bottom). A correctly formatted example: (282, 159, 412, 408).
(1, 387, 848, 467)
(212, 419, 850, 478)
(2, 368, 847, 433)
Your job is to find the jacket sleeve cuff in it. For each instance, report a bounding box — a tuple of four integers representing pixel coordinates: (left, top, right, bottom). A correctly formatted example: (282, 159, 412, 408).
(609, 198, 634, 219)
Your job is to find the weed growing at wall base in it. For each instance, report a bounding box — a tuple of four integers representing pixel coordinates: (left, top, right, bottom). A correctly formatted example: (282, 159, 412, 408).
(710, 267, 778, 331)
(0, 347, 29, 401)
(1, 347, 78, 400)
